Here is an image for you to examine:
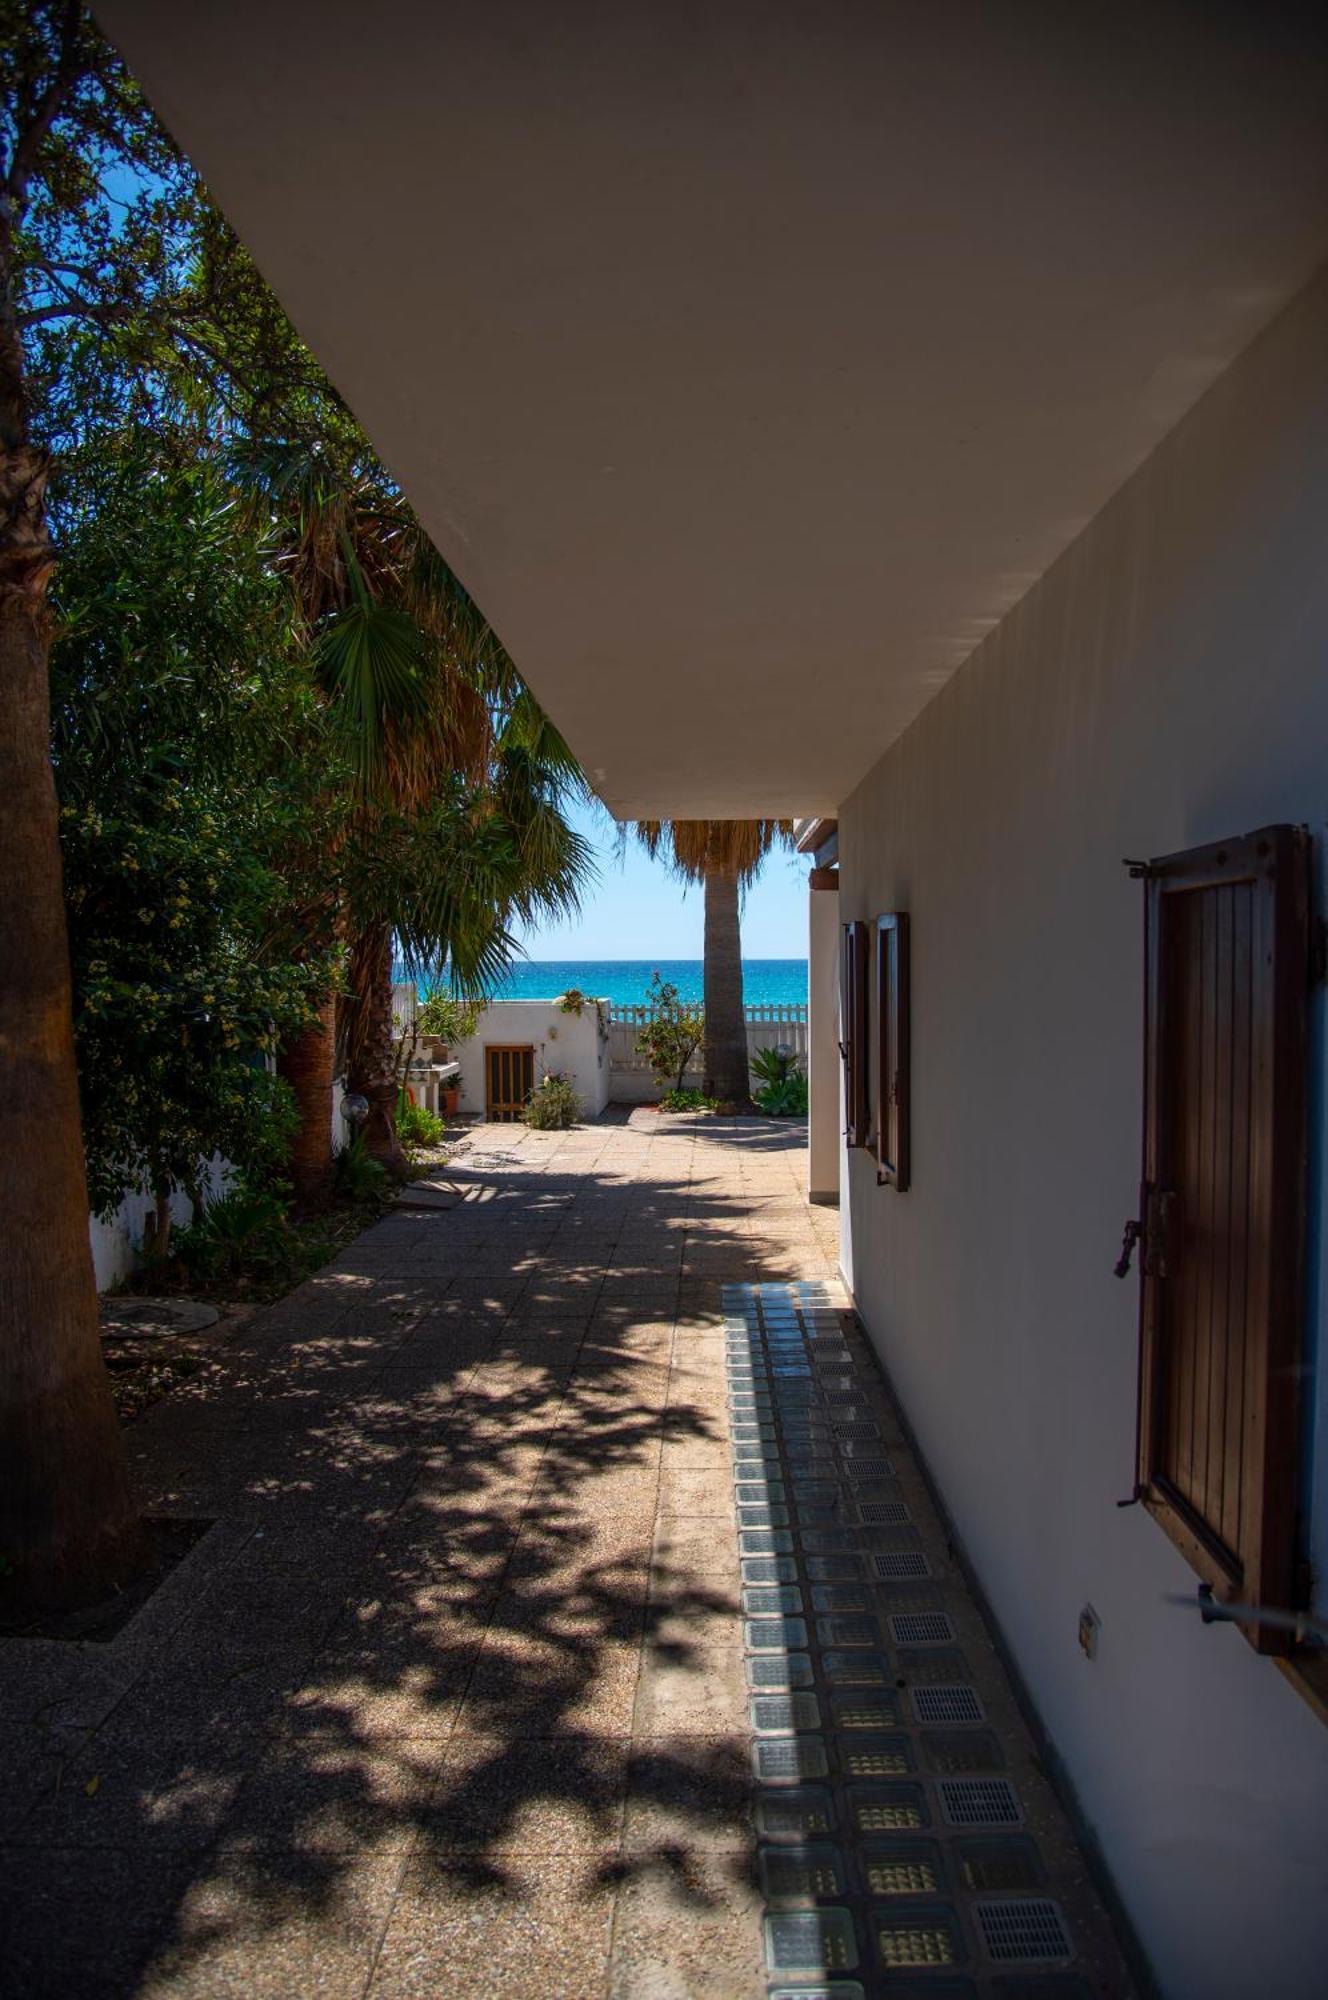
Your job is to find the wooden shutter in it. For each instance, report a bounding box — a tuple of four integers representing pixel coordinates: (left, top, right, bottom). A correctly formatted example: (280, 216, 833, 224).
(840, 920, 869, 1147)
(1135, 825, 1310, 1652)
(875, 913, 910, 1190)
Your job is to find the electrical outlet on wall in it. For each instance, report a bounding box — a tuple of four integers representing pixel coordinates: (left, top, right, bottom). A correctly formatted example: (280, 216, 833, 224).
(1078, 1603, 1100, 1661)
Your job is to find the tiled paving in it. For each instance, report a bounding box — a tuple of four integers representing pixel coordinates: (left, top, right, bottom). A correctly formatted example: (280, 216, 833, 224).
(0, 1110, 1133, 1997)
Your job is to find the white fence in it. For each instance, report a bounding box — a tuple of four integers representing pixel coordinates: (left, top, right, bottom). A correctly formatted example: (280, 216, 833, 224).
(607, 1000, 808, 1090)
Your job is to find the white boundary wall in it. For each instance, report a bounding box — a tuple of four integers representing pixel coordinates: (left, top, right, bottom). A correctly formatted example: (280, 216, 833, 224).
(452, 997, 611, 1118)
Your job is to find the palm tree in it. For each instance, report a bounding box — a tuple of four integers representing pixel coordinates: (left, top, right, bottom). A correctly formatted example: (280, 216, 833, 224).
(635, 821, 794, 1105)
(240, 440, 590, 1183)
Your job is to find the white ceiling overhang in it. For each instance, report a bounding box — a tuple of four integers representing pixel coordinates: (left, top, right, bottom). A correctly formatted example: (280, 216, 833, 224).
(98, 2, 1328, 817)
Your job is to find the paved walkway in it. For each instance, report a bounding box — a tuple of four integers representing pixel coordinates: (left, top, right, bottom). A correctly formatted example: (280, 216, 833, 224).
(1, 1112, 1133, 1997)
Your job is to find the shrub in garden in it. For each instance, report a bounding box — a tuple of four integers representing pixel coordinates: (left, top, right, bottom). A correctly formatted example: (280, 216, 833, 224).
(751, 1045, 809, 1116)
(523, 1073, 581, 1129)
(635, 971, 704, 1092)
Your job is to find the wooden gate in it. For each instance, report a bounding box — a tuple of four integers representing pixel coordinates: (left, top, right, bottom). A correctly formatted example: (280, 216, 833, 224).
(485, 1044, 535, 1122)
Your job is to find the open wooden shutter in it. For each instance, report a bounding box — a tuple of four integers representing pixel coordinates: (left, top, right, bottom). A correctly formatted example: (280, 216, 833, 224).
(840, 919, 869, 1147)
(1135, 825, 1310, 1652)
(875, 913, 910, 1190)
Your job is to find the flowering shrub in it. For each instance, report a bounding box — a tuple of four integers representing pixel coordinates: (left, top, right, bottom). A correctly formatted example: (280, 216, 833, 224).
(635, 971, 704, 1091)
(522, 1072, 581, 1129)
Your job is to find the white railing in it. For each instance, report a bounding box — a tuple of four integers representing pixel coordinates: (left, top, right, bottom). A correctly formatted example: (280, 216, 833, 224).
(607, 1001, 807, 1076)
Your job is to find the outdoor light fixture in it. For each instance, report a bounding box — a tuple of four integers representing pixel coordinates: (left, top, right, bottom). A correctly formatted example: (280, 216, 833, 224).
(341, 1093, 369, 1135)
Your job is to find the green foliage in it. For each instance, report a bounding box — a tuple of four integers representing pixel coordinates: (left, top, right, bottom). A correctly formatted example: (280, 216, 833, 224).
(51, 447, 338, 1217)
(557, 988, 587, 1015)
(415, 991, 482, 1045)
(522, 1073, 581, 1130)
(658, 1087, 717, 1113)
(337, 1134, 390, 1203)
(635, 972, 705, 1092)
(751, 1045, 809, 1116)
(170, 1180, 294, 1288)
(396, 1094, 446, 1148)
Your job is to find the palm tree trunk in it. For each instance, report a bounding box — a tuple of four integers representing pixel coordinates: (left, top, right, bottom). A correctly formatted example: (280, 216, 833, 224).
(278, 990, 338, 1209)
(703, 864, 750, 1105)
(0, 426, 143, 1610)
(347, 924, 408, 1177)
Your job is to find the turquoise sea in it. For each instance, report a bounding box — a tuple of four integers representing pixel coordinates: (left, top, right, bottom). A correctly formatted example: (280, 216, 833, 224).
(416, 959, 808, 1007)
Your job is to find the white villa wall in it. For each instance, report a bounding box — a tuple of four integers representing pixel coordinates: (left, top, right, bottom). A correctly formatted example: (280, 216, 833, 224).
(454, 998, 610, 1119)
(836, 267, 1328, 1997)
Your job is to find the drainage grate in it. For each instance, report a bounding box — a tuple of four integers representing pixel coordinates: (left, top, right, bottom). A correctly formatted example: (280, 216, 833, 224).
(873, 1907, 964, 1970)
(811, 1584, 872, 1614)
(922, 1731, 1006, 1774)
(974, 1899, 1072, 1962)
(743, 1585, 804, 1616)
(860, 1501, 913, 1528)
(745, 1616, 809, 1652)
(753, 1692, 822, 1734)
(871, 1551, 931, 1580)
(764, 1908, 859, 1975)
(860, 1838, 945, 1897)
(759, 1841, 847, 1901)
(889, 1611, 956, 1645)
(838, 1733, 914, 1778)
(834, 1423, 884, 1444)
(742, 1556, 800, 1585)
(956, 1837, 1046, 1893)
(912, 1685, 985, 1724)
(755, 1785, 837, 1840)
(939, 1778, 1023, 1826)
(747, 1652, 816, 1691)
(848, 1783, 929, 1831)
(754, 1735, 830, 1784)
(845, 1458, 896, 1481)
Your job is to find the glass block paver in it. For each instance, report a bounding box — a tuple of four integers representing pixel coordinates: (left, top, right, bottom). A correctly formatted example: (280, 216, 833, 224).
(727, 1276, 1137, 1996)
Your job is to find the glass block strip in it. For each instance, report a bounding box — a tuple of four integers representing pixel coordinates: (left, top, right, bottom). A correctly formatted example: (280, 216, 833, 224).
(759, 1840, 847, 1901)
(743, 1584, 804, 1616)
(755, 1784, 837, 1841)
(747, 1651, 816, 1691)
(753, 1735, 830, 1784)
(873, 1905, 965, 1970)
(764, 1907, 859, 1975)
(751, 1691, 822, 1734)
(847, 1782, 930, 1833)
(837, 1732, 914, 1779)
(860, 1837, 946, 1898)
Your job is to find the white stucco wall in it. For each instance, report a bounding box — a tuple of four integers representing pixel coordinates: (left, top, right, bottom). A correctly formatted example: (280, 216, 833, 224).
(453, 998, 610, 1120)
(837, 266, 1328, 1998)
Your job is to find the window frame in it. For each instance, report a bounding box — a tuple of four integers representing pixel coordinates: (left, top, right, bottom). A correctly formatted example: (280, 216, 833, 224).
(875, 911, 911, 1191)
(840, 919, 869, 1148)
(1134, 824, 1310, 1654)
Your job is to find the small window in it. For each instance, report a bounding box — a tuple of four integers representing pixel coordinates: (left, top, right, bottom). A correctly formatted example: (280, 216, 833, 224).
(841, 920, 869, 1148)
(1131, 826, 1310, 1654)
(876, 913, 910, 1191)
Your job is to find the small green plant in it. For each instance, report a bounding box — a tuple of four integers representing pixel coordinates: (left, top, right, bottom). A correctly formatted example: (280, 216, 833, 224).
(171, 1180, 294, 1287)
(556, 988, 586, 1015)
(522, 1072, 581, 1129)
(635, 971, 704, 1091)
(751, 1045, 809, 1116)
(337, 1133, 391, 1202)
(658, 1087, 717, 1112)
(396, 1092, 447, 1148)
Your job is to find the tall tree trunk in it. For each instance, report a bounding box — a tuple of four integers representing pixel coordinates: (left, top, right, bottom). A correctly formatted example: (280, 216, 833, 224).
(0, 436, 143, 1611)
(703, 864, 750, 1105)
(278, 990, 338, 1209)
(347, 924, 408, 1177)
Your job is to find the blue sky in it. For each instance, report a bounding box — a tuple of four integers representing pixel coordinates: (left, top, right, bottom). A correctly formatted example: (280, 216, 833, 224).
(512, 798, 811, 959)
